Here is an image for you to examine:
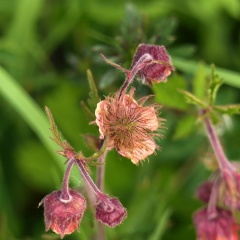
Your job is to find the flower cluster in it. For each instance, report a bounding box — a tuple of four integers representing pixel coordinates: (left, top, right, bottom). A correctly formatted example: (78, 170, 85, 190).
(40, 44, 174, 238)
(193, 116, 240, 239)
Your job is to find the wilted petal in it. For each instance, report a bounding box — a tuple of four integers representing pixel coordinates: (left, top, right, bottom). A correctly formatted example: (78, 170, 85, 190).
(94, 88, 163, 164)
(40, 189, 86, 238)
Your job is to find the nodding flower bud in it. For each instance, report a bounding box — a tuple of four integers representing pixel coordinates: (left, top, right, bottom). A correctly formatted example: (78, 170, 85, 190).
(95, 194, 127, 227)
(193, 207, 239, 240)
(131, 44, 174, 85)
(39, 189, 86, 239)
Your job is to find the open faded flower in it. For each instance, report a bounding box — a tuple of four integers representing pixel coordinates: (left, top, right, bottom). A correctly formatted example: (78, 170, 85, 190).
(131, 44, 174, 85)
(94, 88, 163, 165)
(194, 207, 239, 240)
(40, 189, 86, 239)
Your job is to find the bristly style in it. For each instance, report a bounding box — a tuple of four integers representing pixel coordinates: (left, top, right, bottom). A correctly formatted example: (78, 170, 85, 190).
(94, 87, 163, 165)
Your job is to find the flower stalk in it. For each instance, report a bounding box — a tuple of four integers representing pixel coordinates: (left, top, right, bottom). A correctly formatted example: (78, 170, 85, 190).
(60, 158, 75, 202)
(203, 113, 236, 173)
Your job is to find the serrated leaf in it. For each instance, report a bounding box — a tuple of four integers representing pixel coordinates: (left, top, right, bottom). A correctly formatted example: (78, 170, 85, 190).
(213, 104, 240, 115)
(178, 89, 207, 108)
(208, 65, 223, 105)
(45, 106, 73, 152)
(86, 69, 100, 110)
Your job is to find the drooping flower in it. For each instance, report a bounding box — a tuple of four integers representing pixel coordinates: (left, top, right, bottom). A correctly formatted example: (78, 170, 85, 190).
(194, 207, 239, 240)
(218, 167, 240, 211)
(94, 87, 163, 165)
(131, 44, 175, 85)
(95, 194, 127, 227)
(39, 189, 86, 239)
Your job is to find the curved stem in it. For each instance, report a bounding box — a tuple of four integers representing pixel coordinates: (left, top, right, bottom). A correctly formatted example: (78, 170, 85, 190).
(203, 115, 235, 172)
(118, 53, 153, 99)
(86, 136, 108, 162)
(97, 152, 107, 192)
(76, 160, 103, 197)
(60, 158, 75, 201)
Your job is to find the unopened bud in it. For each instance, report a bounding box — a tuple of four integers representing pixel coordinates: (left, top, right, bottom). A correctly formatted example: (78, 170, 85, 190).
(131, 44, 174, 85)
(95, 195, 127, 227)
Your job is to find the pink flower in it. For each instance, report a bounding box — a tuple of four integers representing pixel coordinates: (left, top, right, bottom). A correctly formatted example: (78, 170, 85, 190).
(94, 88, 163, 164)
(220, 168, 240, 211)
(194, 207, 239, 240)
(95, 195, 127, 227)
(40, 189, 86, 238)
(131, 44, 174, 85)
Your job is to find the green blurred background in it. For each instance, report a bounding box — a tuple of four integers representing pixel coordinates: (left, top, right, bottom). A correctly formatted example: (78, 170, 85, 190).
(0, 0, 240, 239)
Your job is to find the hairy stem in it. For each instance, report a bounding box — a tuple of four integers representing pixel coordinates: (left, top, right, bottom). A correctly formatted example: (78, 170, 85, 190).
(76, 160, 103, 197)
(60, 158, 75, 201)
(96, 139, 108, 240)
(203, 115, 235, 172)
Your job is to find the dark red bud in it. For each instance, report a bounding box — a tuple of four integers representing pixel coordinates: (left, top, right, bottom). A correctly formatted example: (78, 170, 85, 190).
(95, 195, 127, 227)
(131, 44, 174, 85)
(195, 181, 213, 203)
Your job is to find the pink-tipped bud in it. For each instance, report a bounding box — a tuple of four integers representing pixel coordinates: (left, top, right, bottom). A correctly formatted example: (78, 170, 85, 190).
(39, 189, 86, 238)
(95, 195, 127, 227)
(131, 44, 174, 85)
(195, 181, 214, 203)
(193, 207, 239, 240)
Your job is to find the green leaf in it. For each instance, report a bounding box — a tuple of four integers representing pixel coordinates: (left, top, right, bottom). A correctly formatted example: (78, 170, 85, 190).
(153, 74, 188, 110)
(208, 65, 223, 105)
(87, 69, 100, 109)
(173, 115, 196, 140)
(178, 89, 207, 108)
(213, 104, 240, 115)
(172, 56, 240, 88)
(149, 208, 171, 240)
(81, 70, 100, 120)
(99, 69, 117, 89)
(0, 67, 80, 186)
(15, 141, 60, 191)
(193, 62, 207, 100)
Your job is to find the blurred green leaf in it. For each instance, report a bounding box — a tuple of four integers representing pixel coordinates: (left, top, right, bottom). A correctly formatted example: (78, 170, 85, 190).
(178, 89, 207, 108)
(149, 208, 171, 240)
(193, 62, 207, 100)
(213, 104, 240, 115)
(81, 70, 100, 120)
(153, 74, 188, 110)
(173, 115, 196, 139)
(15, 141, 59, 191)
(208, 65, 223, 105)
(99, 69, 118, 89)
(173, 56, 240, 88)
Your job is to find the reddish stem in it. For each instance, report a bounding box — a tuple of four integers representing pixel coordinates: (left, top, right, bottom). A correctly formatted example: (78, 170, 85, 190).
(60, 158, 75, 201)
(203, 116, 235, 172)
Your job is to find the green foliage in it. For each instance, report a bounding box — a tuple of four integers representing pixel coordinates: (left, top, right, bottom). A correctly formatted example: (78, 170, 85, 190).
(153, 74, 188, 110)
(81, 70, 100, 120)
